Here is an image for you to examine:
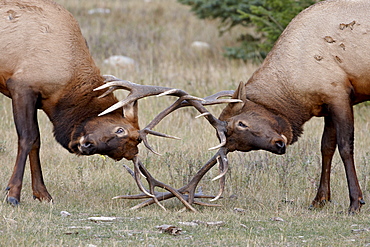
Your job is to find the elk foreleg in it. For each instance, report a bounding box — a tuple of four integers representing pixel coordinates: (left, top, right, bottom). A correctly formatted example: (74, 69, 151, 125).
(28, 131, 52, 203)
(5, 82, 51, 205)
(311, 116, 336, 208)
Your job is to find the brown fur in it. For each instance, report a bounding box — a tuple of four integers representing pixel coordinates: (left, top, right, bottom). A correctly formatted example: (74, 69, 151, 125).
(0, 0, 140, 205)
(219, 0, 370, 213)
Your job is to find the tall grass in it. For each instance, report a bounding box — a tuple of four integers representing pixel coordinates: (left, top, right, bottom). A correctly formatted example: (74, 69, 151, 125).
(1, 0, 370, 246)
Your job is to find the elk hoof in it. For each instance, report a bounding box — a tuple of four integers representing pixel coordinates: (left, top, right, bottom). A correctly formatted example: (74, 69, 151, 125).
(348, 200, 365, 214)
(309, 199, 329, 209)
(7, 197, 20, 206)
(33, 193, 53, 203)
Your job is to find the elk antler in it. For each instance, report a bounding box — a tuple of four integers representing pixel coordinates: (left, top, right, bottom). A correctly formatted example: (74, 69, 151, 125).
(96, 77, 237, 210)
(139, 90, 241, 153)
(95, 75, 203, 117)
(113, 148, 229, 211)
(97, 75, 241, 154)
(113, 91, 235, 211)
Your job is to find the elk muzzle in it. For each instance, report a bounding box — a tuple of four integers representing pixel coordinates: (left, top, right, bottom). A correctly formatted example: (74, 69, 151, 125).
(271, 134, 287, 154)
(73, 133, 140, 161)
(78, 135, 97, 155)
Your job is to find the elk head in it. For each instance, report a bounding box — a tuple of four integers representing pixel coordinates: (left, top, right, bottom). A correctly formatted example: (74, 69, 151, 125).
(68, 101, 140, 161)
(219, 82, 292, 154)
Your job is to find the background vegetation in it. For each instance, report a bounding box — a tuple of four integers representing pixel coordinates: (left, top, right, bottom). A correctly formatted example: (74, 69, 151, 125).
(178, 0, 319, 62)
(1, 0, 370, 246)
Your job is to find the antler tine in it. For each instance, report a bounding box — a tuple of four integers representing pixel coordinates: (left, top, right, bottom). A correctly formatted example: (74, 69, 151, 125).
(210, 148, 228, 202)
(132, 157, 156, 198)
(211, 149, 229, 181)
(199, 90, 242, 105)
(134, 159, 168, 211)
(139, 128, 181, 156)
(102, 74, 120, 82)
(137, 96, 190, 155)
(189, 100, 229, 150)
(177, 90, 242, 107)
(123, 164, 135, 177)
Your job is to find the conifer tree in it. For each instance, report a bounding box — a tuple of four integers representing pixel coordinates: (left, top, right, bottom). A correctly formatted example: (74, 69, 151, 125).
(178, 0, 319, 62)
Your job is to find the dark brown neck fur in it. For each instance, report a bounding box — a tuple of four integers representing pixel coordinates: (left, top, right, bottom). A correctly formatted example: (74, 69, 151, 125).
(50, 71, 120, 151)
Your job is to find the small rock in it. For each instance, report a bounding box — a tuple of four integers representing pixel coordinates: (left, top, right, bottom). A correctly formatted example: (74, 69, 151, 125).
(88, 216, 117, 222)
(233, 207, 246, 214)
(88, 8, 110, 15)
(229, 194, 238, 199)
(205, 221, 225, 226)
(60, 211, 71, 217)
(191, 41, 211, 51)
(178, 221, 199, 227)
(352, 228, 370, 233)
(104, 55, 135, 69)
(156, 225, 182, 235)
(68, 226, 92, 230)
(270, 217, 285, 222)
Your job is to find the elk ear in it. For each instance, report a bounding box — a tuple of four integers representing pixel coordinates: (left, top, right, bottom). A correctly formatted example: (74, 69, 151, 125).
(123, 100, 139, 129)
(219, 82, 246, 121)
(232, 81, 246, 100)
(229, 81, 246, 112)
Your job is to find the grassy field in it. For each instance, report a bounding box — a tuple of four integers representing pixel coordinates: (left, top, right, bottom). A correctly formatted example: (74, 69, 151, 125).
(2, 0, 370, 246)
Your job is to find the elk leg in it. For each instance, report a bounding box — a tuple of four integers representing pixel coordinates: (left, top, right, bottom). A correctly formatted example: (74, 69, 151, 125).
(29, 144, 52, 202)
(331, 102, 364, 213)
(6, 82, 51, 204)
(311, 116, 336, 208)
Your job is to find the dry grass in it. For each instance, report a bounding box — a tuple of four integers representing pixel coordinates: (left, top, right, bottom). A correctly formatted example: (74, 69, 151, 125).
(1, 0, 370, 246)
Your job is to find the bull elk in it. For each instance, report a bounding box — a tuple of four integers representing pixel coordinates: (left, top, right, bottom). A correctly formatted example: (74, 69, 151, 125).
(0, 0, 238, 206)
(104, 0, 370, 213)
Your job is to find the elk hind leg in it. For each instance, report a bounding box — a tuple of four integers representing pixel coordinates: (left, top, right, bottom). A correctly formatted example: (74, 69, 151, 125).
(311, 116, 336, 208)
(332, 101, 364, 213)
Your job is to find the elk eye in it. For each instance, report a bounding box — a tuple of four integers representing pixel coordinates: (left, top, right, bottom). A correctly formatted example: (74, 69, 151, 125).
(115, 127, 125, 134)
(238, 121, 248, 128)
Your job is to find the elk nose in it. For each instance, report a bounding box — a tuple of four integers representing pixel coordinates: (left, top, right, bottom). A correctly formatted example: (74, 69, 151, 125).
(82, 142, 93, 148)
(79, 141, 95, 155)
(274, 140, 286, 154)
